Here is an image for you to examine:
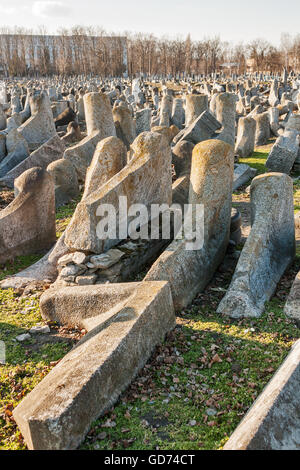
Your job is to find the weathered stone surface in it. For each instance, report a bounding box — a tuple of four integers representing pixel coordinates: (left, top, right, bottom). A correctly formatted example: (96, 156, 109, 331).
(19, 91, 56, 149)
(235, 116, 256, 158)
(171, 98, 185, 129)
(63, 130, 103, 182)
(40, 282, 137, 327)
(90, 249, 125, 269)
(84, 92, 116, 137)
(217, 173, 295, 318)
(61, 121, 83, 144)
(0, 167, 56, 264)
(51, 100, 68, 119)
(179, 110, 221, 145)
(0, 132, 6, 161)
(0, 232, 69, 289)
(286, 113, 300, 132)
(83, 136, 127, 199)
(266, 129, 299, 174)
(185, 94, 208, 127)
(136, 108, 151, 135)
(254, 111, 271, 146)
(0, 104, 6, 130)
(74, 274, 97, 285)
(0, 129, 29, 178)
(215, 92, 237, 147)
(284, 271, 300, 324)
(145, 139, 234, 311)
(159, 95, 173, 126)
(172, 140, 194, 178)
(269, 78, 279, 107)
(54, 105, 76, 127)
(14, 281, 175, 450)
(113, 103, 136, 150)
(269, 107, 280, 136)
(47, 158, 79, 208)
(65, 131, 172, 253)
(1, 134, 65, 187)
(224, 340, 300, 450)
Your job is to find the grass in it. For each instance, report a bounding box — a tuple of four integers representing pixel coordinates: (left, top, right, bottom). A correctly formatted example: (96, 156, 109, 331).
(0, 141, 300, 450)
(0, 196, 83, 449)
(55, 195, 82, 238)
(80, 273, 300, 451)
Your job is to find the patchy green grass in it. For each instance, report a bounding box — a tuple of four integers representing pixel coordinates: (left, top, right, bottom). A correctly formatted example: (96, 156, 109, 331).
(0, 255, 43, 282)
(0, 288, 76, 449)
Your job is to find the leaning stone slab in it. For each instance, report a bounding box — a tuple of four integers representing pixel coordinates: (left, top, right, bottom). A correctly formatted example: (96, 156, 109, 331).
(0, 233, 69, 289)
(0, 167, 56, 264)
(0, 134, 65, 188)
(233, 164, 257, 191)
(217, 173, 295, 318)
(284, 271, 300, 325)
(224, 340, 300, 450)
(13, 281, 175, 450)
(145, 139, 234, 311)
(65, 131, 172, 253)
(47, 158, 79, 208)
(266, 129, 299, 174)
(113, 103, 135, 150)
(136, 108, 151, 135)
(63, 130, 103, 182)
(0, 130, 29, 178)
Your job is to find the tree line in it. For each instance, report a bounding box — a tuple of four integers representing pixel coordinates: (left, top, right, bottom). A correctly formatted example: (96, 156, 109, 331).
(0, 26, 299, 78)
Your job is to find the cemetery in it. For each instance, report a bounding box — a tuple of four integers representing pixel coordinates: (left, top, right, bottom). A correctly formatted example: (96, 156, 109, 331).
(0, 8, 300, 452)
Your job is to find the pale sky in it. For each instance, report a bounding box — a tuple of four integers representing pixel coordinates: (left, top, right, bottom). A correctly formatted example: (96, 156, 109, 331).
(0, 0, 299, 45)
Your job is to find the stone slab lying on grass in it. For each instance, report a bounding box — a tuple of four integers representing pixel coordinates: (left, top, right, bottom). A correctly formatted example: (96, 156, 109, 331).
(217, 173, 295, 318)
(13, 281, 175, 450)
(224, 340, 300, 450)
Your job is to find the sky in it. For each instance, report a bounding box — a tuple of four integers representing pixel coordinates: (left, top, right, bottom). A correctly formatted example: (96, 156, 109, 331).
(0, 0, 299, 45)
